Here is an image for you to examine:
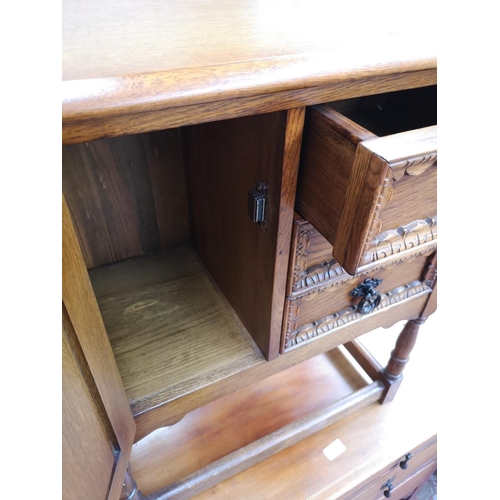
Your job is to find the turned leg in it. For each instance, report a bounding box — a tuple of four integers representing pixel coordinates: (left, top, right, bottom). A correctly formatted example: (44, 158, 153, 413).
(379, 318, 426, 403)
(120, 466, 144, 500)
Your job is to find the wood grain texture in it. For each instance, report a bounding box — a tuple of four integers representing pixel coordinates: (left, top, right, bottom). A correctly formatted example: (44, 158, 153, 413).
(89, 244, 264, 424)
(282, 243, 436, 351)
(183, 110, 303, 360)
(131, 350, 368, 495)
(132, 293, 429, 442)
(63, 129, 189, 269)
(296, 88, 437, 275)
(63, 0, 436, 82)
(62, 194, 136, 469)
(131, 315, 440, 499)
(62, 70, 437, 145)
(62, 0, 437, 142)
(63, 307, 117, 500)
(149, 381, 384, 500)
(296, 106, 371, 247)
(335, 130, 437, 276)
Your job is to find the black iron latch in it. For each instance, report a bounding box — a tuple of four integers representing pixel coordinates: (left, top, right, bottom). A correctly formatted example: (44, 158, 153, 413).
(248, 181, 268, 226)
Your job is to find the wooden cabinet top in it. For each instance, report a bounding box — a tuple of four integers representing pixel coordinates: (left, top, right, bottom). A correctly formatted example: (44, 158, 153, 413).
(62, 0, 437, 143)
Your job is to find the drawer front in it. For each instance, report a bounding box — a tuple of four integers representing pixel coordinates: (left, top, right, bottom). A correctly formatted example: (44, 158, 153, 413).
(346, 436, 437, 500)
(282, 228, 436, 352)
(296, 87, 437, 276)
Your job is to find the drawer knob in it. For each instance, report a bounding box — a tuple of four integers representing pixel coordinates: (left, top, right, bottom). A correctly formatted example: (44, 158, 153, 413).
(399, 452, 412, 469)
(382, 479, 394, 498)
(349, 278, 382, 315)
(383, 484, 394, 498)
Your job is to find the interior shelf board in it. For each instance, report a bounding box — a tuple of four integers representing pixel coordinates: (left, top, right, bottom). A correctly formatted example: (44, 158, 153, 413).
(89, 244, 265, 416)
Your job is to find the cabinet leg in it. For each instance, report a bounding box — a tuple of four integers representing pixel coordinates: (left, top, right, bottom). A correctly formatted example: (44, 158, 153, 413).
(120, 466, 144, 500)
(379, 318, 426, 404)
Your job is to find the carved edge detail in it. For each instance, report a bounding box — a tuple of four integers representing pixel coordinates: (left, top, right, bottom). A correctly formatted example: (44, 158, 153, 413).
(391, 153, 438, 182)
(362, 216, 437, 267)
(284, 279, 430, 350)
(361, 154, 437, 262)
(292, 237, 436, 295)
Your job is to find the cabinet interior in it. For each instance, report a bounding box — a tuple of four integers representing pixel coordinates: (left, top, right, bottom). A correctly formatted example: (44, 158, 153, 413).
(62, 111, 294, 422)
(327, 85, 437, 137)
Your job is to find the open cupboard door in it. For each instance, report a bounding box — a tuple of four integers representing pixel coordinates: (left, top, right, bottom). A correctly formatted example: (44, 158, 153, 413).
(62, 195, 137, 500)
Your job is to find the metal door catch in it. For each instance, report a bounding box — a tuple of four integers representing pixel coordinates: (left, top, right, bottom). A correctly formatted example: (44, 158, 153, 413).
(248, 181, 268, 226)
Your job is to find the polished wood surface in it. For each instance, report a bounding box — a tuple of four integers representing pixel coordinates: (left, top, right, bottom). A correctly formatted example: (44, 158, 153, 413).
(149, 383, 383, 499)
(136, 291, 429, 444)
(296, 88, 437, 275)
(62, 308, 117, 500)
(130, 316, 439, 499)
(62, 71, 437, 145)
(131, 350, 369, 496)
(62, 4, 438, 493)
(346, 439, 436, 500)
(62, 0, 436, 142)
(89, 244, 265, 440)
(283, 245, 435, 345)
(63, 129, 189, 270)
(183, 109, 303, 360)
(62, 196, 136, 486)
(62, 0, 436, 82)
(336, 126, 437, 274)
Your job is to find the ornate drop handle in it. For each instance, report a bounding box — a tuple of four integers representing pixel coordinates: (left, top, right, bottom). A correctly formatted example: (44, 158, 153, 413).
(349, 278, 382, 315)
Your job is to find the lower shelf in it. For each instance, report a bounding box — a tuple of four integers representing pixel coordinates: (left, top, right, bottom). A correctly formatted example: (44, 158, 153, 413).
(89, 244, 265, 418)
(130, 317, 439, 500)
(131, 348, 373, 497)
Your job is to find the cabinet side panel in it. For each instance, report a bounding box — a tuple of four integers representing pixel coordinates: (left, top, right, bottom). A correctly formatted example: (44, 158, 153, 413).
(62, 314, 117, 500)
(62, 129, 189, 269)
(62, 194, 136, 453)
(183, 110, 303, 360)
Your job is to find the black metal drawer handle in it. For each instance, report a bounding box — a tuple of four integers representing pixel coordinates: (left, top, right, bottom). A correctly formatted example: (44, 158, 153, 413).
(349, 278, 382, 315)
(399, 452, 413, 469)
(382, 478, 394, 498)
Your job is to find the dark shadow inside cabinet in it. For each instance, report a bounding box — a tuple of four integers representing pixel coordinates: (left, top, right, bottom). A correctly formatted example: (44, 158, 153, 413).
(327, 85, 437, 137)
(62, 110, 297, 437)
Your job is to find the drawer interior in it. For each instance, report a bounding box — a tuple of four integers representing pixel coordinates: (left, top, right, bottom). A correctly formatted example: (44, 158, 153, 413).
(327, 85, 437, 136)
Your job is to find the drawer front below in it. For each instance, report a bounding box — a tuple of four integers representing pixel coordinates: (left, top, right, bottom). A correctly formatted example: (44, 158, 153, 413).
(346, 436, 437, 500)
(282, 242, 436, 353)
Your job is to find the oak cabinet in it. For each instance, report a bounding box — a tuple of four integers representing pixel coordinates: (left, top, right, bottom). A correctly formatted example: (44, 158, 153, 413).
(62, 2, 437, 497)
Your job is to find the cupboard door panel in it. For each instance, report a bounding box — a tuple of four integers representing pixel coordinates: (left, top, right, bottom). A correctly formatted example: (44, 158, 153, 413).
(63, 195, 136, 499)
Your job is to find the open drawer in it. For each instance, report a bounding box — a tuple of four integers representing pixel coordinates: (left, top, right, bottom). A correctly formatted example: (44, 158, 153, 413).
(296, 86, 437, 275)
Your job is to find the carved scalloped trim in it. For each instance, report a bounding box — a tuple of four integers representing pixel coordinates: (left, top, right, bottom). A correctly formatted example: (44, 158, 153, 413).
(284, 279, 430, 350)
(291, 214, 437, 293)
(292, 241, 436, 297)
(362, 216, 437, 266)
(391, 154, 437, 182)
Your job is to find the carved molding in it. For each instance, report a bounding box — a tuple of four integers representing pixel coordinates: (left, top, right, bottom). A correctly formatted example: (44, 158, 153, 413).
(362, 170, 393, 255)
(391, 155, 437, 182)
(291, 213, 437, 293)
(291, 222, 347, 294)
(362, 154, 437, 259)
(362, 216, 437, 267)
(292, 243, 436, 301)
(284, 279, 431, 350)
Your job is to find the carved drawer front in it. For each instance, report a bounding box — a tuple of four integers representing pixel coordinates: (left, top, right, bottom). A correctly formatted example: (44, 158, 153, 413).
(345, 436, 437, 500)
(296, 85, 437, 276)
(281, 216, 436, 353)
